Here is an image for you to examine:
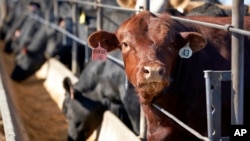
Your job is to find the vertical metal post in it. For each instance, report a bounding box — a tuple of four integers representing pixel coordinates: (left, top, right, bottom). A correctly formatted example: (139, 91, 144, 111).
(231, 0, 244, 124)
(136, 0, 150, 13)
(0, 0, 7, 28)
(144, 0, 150, 11)
(71, 1, 79, 75)
(136, 2, 150, 139)
(96, 0, 102, 31)
(204, 70, 213, 141)
(53, 0, 58, 24)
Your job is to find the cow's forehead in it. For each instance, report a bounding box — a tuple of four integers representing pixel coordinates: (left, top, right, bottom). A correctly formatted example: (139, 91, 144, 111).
(116, 11, 174, 42)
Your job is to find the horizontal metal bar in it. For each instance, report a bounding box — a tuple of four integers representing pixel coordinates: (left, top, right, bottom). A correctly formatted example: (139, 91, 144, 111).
(171, 16, 250, 36)
(28, 13, 125, 68)
(152, 104, 210, 141)
(58, 0, 137, 12)
(58, 0, 250, 37)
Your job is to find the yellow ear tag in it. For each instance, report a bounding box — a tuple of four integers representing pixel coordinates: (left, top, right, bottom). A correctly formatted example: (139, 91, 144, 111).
(92, 42, 107, 61)
(79, 12, 86, 24)
(179, 42, 192, 58)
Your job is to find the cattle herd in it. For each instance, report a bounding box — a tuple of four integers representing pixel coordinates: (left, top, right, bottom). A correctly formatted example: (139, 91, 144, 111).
(0, 0, 250, 141)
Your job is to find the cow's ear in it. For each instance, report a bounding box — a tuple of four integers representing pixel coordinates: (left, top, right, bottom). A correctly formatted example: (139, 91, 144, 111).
(88, 31, 120, 52)
(180, 32, 207, 52)
(63, 77, 74, 99)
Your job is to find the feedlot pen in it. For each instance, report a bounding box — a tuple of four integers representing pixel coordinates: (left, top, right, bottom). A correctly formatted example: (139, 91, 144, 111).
(0, 40, 138, 141)
(0, 41, 68, 141)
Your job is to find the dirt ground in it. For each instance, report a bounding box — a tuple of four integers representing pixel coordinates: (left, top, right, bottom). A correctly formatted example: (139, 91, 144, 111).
(0, 41, 68, 141)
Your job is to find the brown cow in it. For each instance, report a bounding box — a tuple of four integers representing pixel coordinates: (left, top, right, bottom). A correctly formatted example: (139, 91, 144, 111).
(88, 11, 250, 141)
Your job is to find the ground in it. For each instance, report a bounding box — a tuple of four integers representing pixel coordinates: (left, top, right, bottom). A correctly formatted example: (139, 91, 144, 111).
(0, 41, 68, 141)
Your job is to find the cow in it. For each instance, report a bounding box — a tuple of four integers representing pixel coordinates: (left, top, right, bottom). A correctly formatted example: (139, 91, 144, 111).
(10, 17, 85, 81)
(61, 7, 196, 140)
(0, 0, 34, 40)
(9, 0, 134, 82)
(59, 3, 141, 140)
(116, 0, 222, 13)
(7, 0, 90, 81)
(3, 1, 43, 54)
(186, 2, 228, 16)
(62, 49, 141, 141)
(87, 10, 250, 141)
(184, 1, 250, 15)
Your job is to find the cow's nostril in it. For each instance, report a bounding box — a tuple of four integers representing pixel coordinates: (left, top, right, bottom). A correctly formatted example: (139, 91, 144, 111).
(143, 67, 150, 74)
(143, 66, 165, 80)
(159, 68, 165, 75)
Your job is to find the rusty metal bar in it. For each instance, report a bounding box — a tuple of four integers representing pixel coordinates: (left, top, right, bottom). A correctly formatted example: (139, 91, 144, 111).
(231, 0, 244, 125)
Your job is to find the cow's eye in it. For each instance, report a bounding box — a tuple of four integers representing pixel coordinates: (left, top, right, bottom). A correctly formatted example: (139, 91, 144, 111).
(121, 42, 128, 48)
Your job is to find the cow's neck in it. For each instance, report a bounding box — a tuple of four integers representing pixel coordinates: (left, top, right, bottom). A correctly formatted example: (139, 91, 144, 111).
(140, 92, 185, 140)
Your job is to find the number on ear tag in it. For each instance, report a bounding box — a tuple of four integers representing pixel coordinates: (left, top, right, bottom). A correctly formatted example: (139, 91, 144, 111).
(92, 42, 107, 61)
(179, 42, 192, 58)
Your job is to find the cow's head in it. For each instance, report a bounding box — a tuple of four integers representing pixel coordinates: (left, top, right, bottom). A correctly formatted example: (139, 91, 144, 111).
(88, 11, 206, 104)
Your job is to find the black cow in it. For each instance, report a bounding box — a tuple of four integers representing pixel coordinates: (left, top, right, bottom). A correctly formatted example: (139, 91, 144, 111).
(8, 0, 135, 82)
(60, 2, 140, 140)
(186, 2, 228, 16)
(186, 2, 250, 16)
(0, 0, 33, 40)
(3, 1, 43, 54)
(7, 1, 88, 81)
(10, 17, 85, 81)
(62, 49, 141, 141)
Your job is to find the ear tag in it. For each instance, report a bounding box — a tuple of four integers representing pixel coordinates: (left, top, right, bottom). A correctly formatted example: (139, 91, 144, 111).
(92, 42, 107, 61)
(179, 42, 192, 58)
(79, 12, 86, 24)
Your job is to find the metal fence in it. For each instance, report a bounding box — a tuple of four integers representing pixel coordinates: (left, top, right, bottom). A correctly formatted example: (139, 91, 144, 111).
(0, 0, 249, 141)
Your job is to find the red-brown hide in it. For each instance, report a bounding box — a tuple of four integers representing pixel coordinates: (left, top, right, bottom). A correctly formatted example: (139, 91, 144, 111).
(88, 11, 250, 141)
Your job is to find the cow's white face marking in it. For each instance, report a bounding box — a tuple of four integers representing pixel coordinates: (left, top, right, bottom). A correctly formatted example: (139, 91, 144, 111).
(179, 42, 192, 58)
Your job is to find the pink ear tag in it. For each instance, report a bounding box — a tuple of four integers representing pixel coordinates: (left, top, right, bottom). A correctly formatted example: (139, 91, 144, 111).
(92, 42, 107, 61)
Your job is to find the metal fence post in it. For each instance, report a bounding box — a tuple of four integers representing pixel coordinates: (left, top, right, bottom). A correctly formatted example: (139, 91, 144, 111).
(204, 70, 213, 141)
(53, 0, 59, 24)
(0, 0, 7, 28)
(136, 0, 150, 13)
(96, 0, 102, 30)
(231, 0, 244, 125)
(71, 0, 80, 75)
(204, 70, 231, 141)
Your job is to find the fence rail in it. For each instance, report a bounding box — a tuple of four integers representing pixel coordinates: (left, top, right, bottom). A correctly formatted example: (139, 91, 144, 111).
(0, 74, 16, 141)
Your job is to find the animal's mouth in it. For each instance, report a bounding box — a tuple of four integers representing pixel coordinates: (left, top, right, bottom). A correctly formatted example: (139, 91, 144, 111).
(137, 81, 168, 104)
(138, 82, 167, 93)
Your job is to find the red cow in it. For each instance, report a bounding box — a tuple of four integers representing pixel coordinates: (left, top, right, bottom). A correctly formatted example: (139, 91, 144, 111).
(88, 11, 250, 141)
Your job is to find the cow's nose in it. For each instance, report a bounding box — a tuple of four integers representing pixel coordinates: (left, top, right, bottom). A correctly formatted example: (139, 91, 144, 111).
(143, 66, 165, 80)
